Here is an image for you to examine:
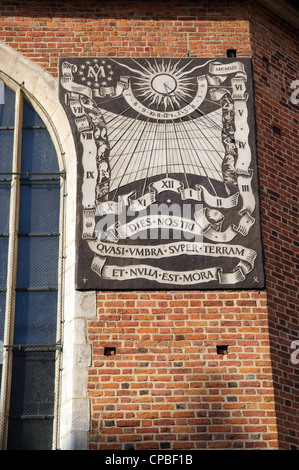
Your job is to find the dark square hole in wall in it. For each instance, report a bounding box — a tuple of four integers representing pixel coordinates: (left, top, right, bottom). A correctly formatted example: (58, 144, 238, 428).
(124, 443, 135, 450)
(227, 49, 237, 57)
(217, 345, 229, 356)
(273, 125, 281, 136)
(263, 57, 269, 71)
(104, 347, 116, 356)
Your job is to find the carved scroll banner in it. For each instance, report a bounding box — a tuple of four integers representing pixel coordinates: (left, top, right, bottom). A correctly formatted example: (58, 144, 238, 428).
(59, 58, 265, 290)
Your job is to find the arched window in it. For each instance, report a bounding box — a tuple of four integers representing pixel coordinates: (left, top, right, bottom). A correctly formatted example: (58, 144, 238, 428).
(0, 78, 65, 450)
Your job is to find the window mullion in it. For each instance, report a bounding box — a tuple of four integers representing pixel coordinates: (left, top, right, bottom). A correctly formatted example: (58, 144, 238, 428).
(0, 87, 23, 450)
(52, 175, 66, 450)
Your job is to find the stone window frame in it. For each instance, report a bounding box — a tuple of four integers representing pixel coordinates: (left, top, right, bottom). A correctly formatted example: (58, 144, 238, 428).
(0, 42, 94, 450)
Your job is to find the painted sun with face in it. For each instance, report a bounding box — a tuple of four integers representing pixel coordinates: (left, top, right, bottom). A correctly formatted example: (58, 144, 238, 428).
(112, 58, 205, 110)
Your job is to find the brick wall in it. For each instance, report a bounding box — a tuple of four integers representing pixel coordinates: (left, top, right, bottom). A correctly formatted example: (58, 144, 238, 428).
(249, 2, 299, 450)
(87, 290, 278, 450)
(0, 0, 250, 76)
(0, 0, 298, 450)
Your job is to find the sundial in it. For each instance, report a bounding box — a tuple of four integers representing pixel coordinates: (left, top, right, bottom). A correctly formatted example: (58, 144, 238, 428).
(59, 57, 265, 290)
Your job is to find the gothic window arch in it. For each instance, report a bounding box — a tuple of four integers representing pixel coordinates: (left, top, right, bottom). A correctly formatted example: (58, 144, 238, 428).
(0, 74, 65, 450)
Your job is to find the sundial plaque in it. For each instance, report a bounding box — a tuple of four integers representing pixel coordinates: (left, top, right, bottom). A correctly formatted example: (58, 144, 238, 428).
(59, 57, 265, 290)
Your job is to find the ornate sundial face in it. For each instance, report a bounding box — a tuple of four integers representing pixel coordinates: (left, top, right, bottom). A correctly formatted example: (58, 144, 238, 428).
(59, 57, 265, 290)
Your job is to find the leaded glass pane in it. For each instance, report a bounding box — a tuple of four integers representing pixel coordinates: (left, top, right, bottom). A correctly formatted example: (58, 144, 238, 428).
(0, 130, 14, 173)
(7, 350, 55, 450)
(23, 99, 44, 128)
(0, 238, 8, 289)
(21, 129, 59, 174)
(16, 236, 59, 289)
(14, 291, 58, 345)
(0, 85, 15, 127)
(0, 182, 11, 233)
(19, 181, 60, 234)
